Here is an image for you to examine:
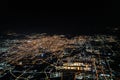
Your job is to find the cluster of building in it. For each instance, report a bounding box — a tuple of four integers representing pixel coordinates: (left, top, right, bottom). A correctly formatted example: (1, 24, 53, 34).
(0, 33, 120, 80)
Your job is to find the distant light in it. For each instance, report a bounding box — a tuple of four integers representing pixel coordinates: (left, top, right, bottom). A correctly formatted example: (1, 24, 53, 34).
(27, 40, 32, 42)
(114, 28, 119, 31)
(41, 53, 45, 57)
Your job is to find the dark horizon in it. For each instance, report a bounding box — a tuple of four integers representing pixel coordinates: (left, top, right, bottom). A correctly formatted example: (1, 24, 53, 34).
(0, 14, 117, 34)
(0, 1, 120, 35)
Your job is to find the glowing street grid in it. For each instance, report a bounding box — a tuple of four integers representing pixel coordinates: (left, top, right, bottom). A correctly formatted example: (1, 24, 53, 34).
(0, 33, 120, 80)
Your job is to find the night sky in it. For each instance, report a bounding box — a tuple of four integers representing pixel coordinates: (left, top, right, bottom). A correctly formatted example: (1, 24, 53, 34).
(0, 1, 119, 34)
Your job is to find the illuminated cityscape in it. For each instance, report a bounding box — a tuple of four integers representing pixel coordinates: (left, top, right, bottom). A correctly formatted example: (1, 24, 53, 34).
(0, 33, 120, 80)
(1, 1, 120, 80)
